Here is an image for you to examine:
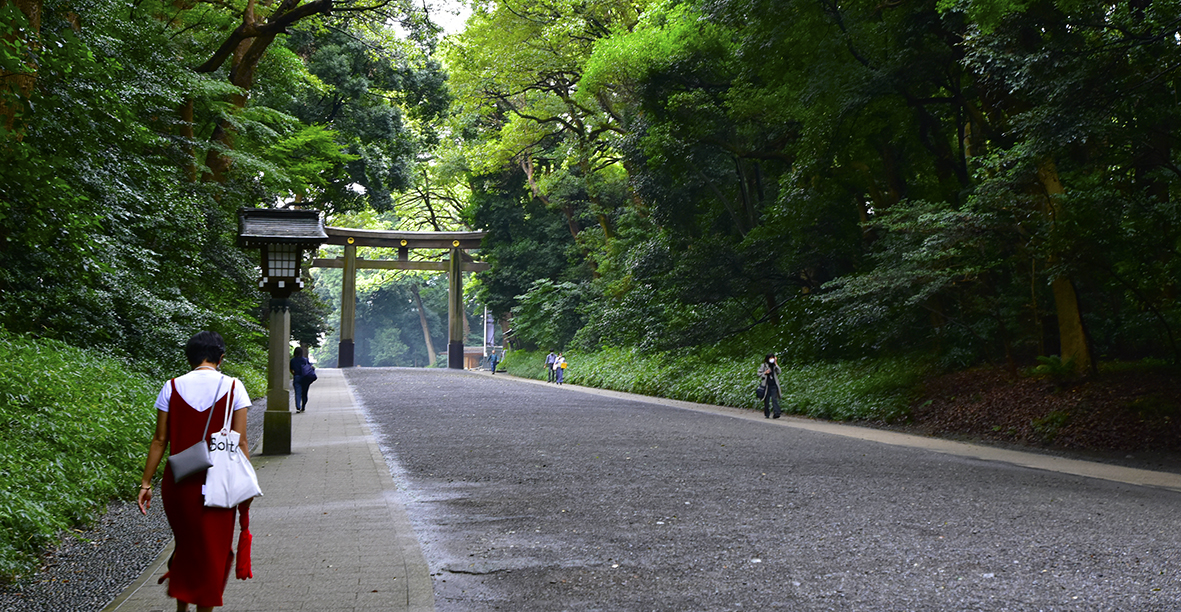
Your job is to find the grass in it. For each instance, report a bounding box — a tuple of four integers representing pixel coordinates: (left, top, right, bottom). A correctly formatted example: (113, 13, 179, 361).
(501, 345, 928, 423)
(0, 331, 265, 584)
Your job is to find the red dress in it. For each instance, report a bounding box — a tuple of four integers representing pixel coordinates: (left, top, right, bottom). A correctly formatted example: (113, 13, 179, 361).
(160, 379, 237, 607)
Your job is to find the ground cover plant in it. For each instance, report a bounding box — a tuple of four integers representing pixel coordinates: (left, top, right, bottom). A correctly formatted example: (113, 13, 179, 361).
(0, 331, 264, 583)
(503, 343, 1181, 457)
(0, 333, 155, 582)
(501, 342, 928, 423)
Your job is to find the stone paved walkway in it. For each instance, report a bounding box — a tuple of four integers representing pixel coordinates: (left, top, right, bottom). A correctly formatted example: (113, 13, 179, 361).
(103, 369, 432, 612)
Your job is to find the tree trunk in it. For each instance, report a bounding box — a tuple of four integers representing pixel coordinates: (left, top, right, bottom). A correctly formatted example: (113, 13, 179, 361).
(1036, 157, 1094, 374)
(411, 284, 437, 366)
(0, 0, 41, 140)
(764, 291, 779, 325)
(199, 0, 332, 183)
(578, 155, 615, 242)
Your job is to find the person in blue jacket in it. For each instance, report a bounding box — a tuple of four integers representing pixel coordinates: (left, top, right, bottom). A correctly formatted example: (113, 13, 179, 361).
(289, 347, 312, 413)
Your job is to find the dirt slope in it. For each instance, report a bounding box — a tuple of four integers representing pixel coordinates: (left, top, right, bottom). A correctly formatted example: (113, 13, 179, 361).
(905, 366, 1181, 453)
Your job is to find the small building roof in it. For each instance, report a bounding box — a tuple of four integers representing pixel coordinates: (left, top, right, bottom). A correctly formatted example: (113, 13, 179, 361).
(237, 208, 328, 249)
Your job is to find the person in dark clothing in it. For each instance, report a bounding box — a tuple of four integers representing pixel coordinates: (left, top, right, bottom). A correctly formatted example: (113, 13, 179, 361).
(289, 347, 312, 413)
(757, 353, 782, 419)
(545, 351, 557, 382)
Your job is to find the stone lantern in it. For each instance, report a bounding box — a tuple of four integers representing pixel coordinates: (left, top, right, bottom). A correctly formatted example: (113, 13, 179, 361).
(237, 208, 327, 454)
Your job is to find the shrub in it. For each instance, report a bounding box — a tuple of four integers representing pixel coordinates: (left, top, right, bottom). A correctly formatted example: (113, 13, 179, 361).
(500, 348, 550, 379)
(0, 332, 159, 583)
(505, 341, 929, 423)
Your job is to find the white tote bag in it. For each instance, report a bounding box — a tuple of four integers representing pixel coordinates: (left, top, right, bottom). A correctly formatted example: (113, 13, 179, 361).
(204, 379, 262, 508)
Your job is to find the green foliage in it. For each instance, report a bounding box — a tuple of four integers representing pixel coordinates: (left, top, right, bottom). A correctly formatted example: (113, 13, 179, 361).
(510, 279, 590, 350)
(459, 0, 1181, 374)
(504, 333, 929, 423)
(218, 343, 268, 399)
(290, 272, 336, 350)
(276, 23, 449, 212)
(1029, 355, 1079, 388)
(468, 169, 582, 307)
(0, 332, 159, 582)
(0, 0, 270, 370)
(1031, 409, 1071, 443)
(498, 347, 547, 377)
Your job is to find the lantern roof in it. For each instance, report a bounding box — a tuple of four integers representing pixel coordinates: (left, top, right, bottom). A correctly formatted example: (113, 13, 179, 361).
(237, 208, 328, 249)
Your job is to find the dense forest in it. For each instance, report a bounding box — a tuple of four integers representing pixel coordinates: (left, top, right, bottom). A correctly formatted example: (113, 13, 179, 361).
(4, 0, 1181, 371)
(2, 0, 1181, 582)
(461, 0, 1181, 376)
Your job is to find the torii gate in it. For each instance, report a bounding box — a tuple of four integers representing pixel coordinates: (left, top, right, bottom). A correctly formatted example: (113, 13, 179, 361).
(311, 226, 488, 369)
(237, 209, 488, 453)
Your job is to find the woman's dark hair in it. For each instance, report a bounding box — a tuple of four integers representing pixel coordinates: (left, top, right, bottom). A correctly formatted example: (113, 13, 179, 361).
(292, 346, 304, 358)
(186, 331, 226, 368)
(764, 353, 776, 363)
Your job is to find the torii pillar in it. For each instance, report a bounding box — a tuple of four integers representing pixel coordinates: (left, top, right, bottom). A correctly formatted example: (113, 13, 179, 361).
(339, 241, 357, 369)
(448, 247, 464, 369)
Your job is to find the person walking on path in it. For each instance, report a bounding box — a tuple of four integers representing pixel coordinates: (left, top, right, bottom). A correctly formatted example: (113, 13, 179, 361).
(289, 347, 312, 413)
(758, 353, 782, 419)
(489, 350, 500, 374)
(555, 353, 567, 385)
(137, 331, 253, 612)
(545, 350, 557, 382)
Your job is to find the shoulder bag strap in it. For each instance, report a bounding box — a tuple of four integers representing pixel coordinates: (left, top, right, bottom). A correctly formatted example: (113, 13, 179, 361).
(200, 376, 226, 439)
(220, 377, 239, 433)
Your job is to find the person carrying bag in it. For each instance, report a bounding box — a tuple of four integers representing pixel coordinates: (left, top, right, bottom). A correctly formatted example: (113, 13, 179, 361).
(757, 353, 782, 419)
(290, 347, 315, 413)
(137, 331, 255, 612)
(168, 377, 225, 482)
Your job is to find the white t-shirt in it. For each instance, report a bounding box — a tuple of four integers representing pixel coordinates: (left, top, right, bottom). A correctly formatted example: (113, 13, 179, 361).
(155, 369, 251, 413)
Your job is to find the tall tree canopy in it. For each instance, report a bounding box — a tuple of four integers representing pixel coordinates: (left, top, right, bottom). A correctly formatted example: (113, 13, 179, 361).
(451, 0, 1181, 370)
(0, 0, 449, 369)
(3, 0, 1180, 372)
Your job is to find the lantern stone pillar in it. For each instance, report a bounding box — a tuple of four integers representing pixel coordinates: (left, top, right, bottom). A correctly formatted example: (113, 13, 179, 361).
(264, 298, 292, 455)
(237, 208, 328, 456)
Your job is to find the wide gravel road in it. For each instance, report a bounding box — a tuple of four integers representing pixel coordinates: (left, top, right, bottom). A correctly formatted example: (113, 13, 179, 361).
(346, 368, 1181, 612)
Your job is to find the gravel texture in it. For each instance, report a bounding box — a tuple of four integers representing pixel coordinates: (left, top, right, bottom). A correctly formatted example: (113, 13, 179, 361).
(0, 396, 266, 612)
(348, 368, 1181, 612)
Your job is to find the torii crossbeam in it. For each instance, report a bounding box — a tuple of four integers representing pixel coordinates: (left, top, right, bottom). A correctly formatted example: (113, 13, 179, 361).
(312, 226, 488, 369)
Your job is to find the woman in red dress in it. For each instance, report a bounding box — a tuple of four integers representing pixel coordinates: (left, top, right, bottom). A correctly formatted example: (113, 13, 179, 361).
(138, 331, 252, 612)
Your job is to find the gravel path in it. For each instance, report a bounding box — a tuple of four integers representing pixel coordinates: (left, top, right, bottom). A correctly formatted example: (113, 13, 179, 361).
(9, 368, 1181, 611)
(0, 396, 267, 612)
(348, 368, 1181, 612)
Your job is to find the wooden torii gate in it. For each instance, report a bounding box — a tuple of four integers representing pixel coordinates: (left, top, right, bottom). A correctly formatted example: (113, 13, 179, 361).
(311, 226, 488, 369)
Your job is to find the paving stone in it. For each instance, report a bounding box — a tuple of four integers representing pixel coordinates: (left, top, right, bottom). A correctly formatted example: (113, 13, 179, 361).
(103, 370, 432, 612)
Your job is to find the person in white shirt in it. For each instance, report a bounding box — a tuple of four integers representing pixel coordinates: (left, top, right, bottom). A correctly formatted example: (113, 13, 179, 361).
(137, 331, 252, 612)
(554, 353, 567, 385)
